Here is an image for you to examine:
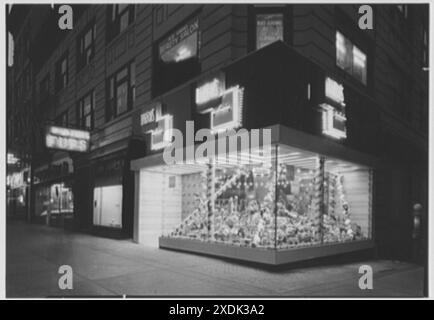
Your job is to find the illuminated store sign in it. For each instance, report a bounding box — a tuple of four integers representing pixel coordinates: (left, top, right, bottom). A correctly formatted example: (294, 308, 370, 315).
(7, 153, 19, 165)
(325, 77, 345, 107)
(142, 104, 173, 151)
(321, 104, 347, 140)
(140, 108, 156, 126)
(159, 18, 199, 63)
(210, 86, 244, 134)
(195, 74, 244, 133)
(256, 13, 284, 49)
(45, 126, 90, 152)
(195, 72, 225, 113)
(321, 77, 346, 140)
(148, 114, 173, 150)
(8, 170, 27, 189)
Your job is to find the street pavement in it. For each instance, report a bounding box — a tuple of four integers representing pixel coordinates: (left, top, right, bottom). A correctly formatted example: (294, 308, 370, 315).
(6, 220, 425, 298)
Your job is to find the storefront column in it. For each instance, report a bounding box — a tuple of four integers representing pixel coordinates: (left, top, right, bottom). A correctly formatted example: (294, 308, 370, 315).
(315, 156, 325, 243)
(206, 159, 215, 240)
(133, 170, 140, 243)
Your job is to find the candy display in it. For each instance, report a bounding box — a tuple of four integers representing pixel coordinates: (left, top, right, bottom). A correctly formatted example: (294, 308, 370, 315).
(167, 157, 369, 249)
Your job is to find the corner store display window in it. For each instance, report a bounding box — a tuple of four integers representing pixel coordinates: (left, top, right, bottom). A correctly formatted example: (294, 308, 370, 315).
(139, 144, 372, 249)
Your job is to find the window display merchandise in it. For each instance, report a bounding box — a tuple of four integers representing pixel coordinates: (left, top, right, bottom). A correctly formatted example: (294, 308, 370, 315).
(155, 145, 372, 250)
(34, 182, 74, 224)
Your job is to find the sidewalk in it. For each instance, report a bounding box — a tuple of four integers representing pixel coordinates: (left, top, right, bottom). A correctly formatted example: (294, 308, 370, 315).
(6, 220, 425, 298)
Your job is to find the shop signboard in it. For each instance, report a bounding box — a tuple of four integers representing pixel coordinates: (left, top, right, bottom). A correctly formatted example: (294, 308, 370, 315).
(8, 170, 28, 189)
(321, 77, 347, 140)
(149, 113, 173, 150)
(45, 126, 90, 152)
(195, 72, 226, 114)
(159, 18, 199, 63)
(140, 102, 173, 151)
(256, 13, 284, 49)
(195, 73, 244, 134)
(210, 86, 244, 133)
(7, 153, 20, 165)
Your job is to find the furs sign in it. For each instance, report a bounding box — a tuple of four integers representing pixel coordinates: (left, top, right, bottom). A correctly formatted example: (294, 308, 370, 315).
(45, 126, 90, 152)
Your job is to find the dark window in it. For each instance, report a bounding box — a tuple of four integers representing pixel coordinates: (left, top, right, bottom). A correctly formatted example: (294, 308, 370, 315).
(55, 53, 69, 91)
(153, 17, 200, 96)
(77, 21, 96, 71)
(77, 91, 94, 130)
(56, 110, 69, 127)
(40, 74, 50, 102)
(336, 31, 367, 85)
(106, 61, 135, 122)
(106, 4, 135, 42)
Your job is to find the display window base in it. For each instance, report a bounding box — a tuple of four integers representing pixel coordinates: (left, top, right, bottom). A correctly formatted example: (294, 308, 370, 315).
(159, 236, 375, 265)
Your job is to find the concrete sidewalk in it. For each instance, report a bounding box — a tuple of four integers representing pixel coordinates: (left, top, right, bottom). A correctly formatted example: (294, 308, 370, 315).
(6, 220, 425, 298)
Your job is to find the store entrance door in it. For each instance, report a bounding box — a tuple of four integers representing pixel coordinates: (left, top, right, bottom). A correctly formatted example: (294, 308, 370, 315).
(138, 171, 183, 247)
(93, 185, 123, 228)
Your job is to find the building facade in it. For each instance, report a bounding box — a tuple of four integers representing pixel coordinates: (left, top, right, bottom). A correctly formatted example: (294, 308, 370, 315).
(7, 4, 429, 262)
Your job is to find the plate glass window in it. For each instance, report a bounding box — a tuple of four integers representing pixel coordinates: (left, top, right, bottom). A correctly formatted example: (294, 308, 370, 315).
(336, 31, 367, 85)
(153, 17, 200, 96)
(77, 91, 94, 130)
(106, 61, 135, 122)
(256, 13, 284, 49)
(78, 22, 96, 71)
(107, 4, 135, 42)
(56, 53, 69, 91)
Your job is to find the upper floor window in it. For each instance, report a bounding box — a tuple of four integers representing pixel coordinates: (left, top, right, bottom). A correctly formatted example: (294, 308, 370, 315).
(40, 74, 50, 102)
(77, 21, 96, 71)
(153, 17, 200, 97)
(55, 53, 69, 92)
(107, 4, 135, 42)
(249, 5, 290, 51)
(77, 91, 95, 130)
(336, 31, 367, 85)
(106, 61, 135, 122)
(56, 110, 69, 127)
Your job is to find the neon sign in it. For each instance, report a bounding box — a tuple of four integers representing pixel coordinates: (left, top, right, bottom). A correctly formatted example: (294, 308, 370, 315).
(143, 104, 173, 151)
(321, 77, 346, 140)
(45, 126, 90, 152)
(325, 77, 345, 107)
(210, 86, 244, 134)
(7, 153, 19, 165)
(321, 104, 347, 139)
(196, 78, 224, 106)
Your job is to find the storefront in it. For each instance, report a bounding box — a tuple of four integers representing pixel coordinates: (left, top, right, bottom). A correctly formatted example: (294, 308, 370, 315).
(91, 153, 125, 235)
(72, 136, 145, 238)
(33, 157, 75, 228)
(6, 168, 29, 218)
(130, 42, 380, 265)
